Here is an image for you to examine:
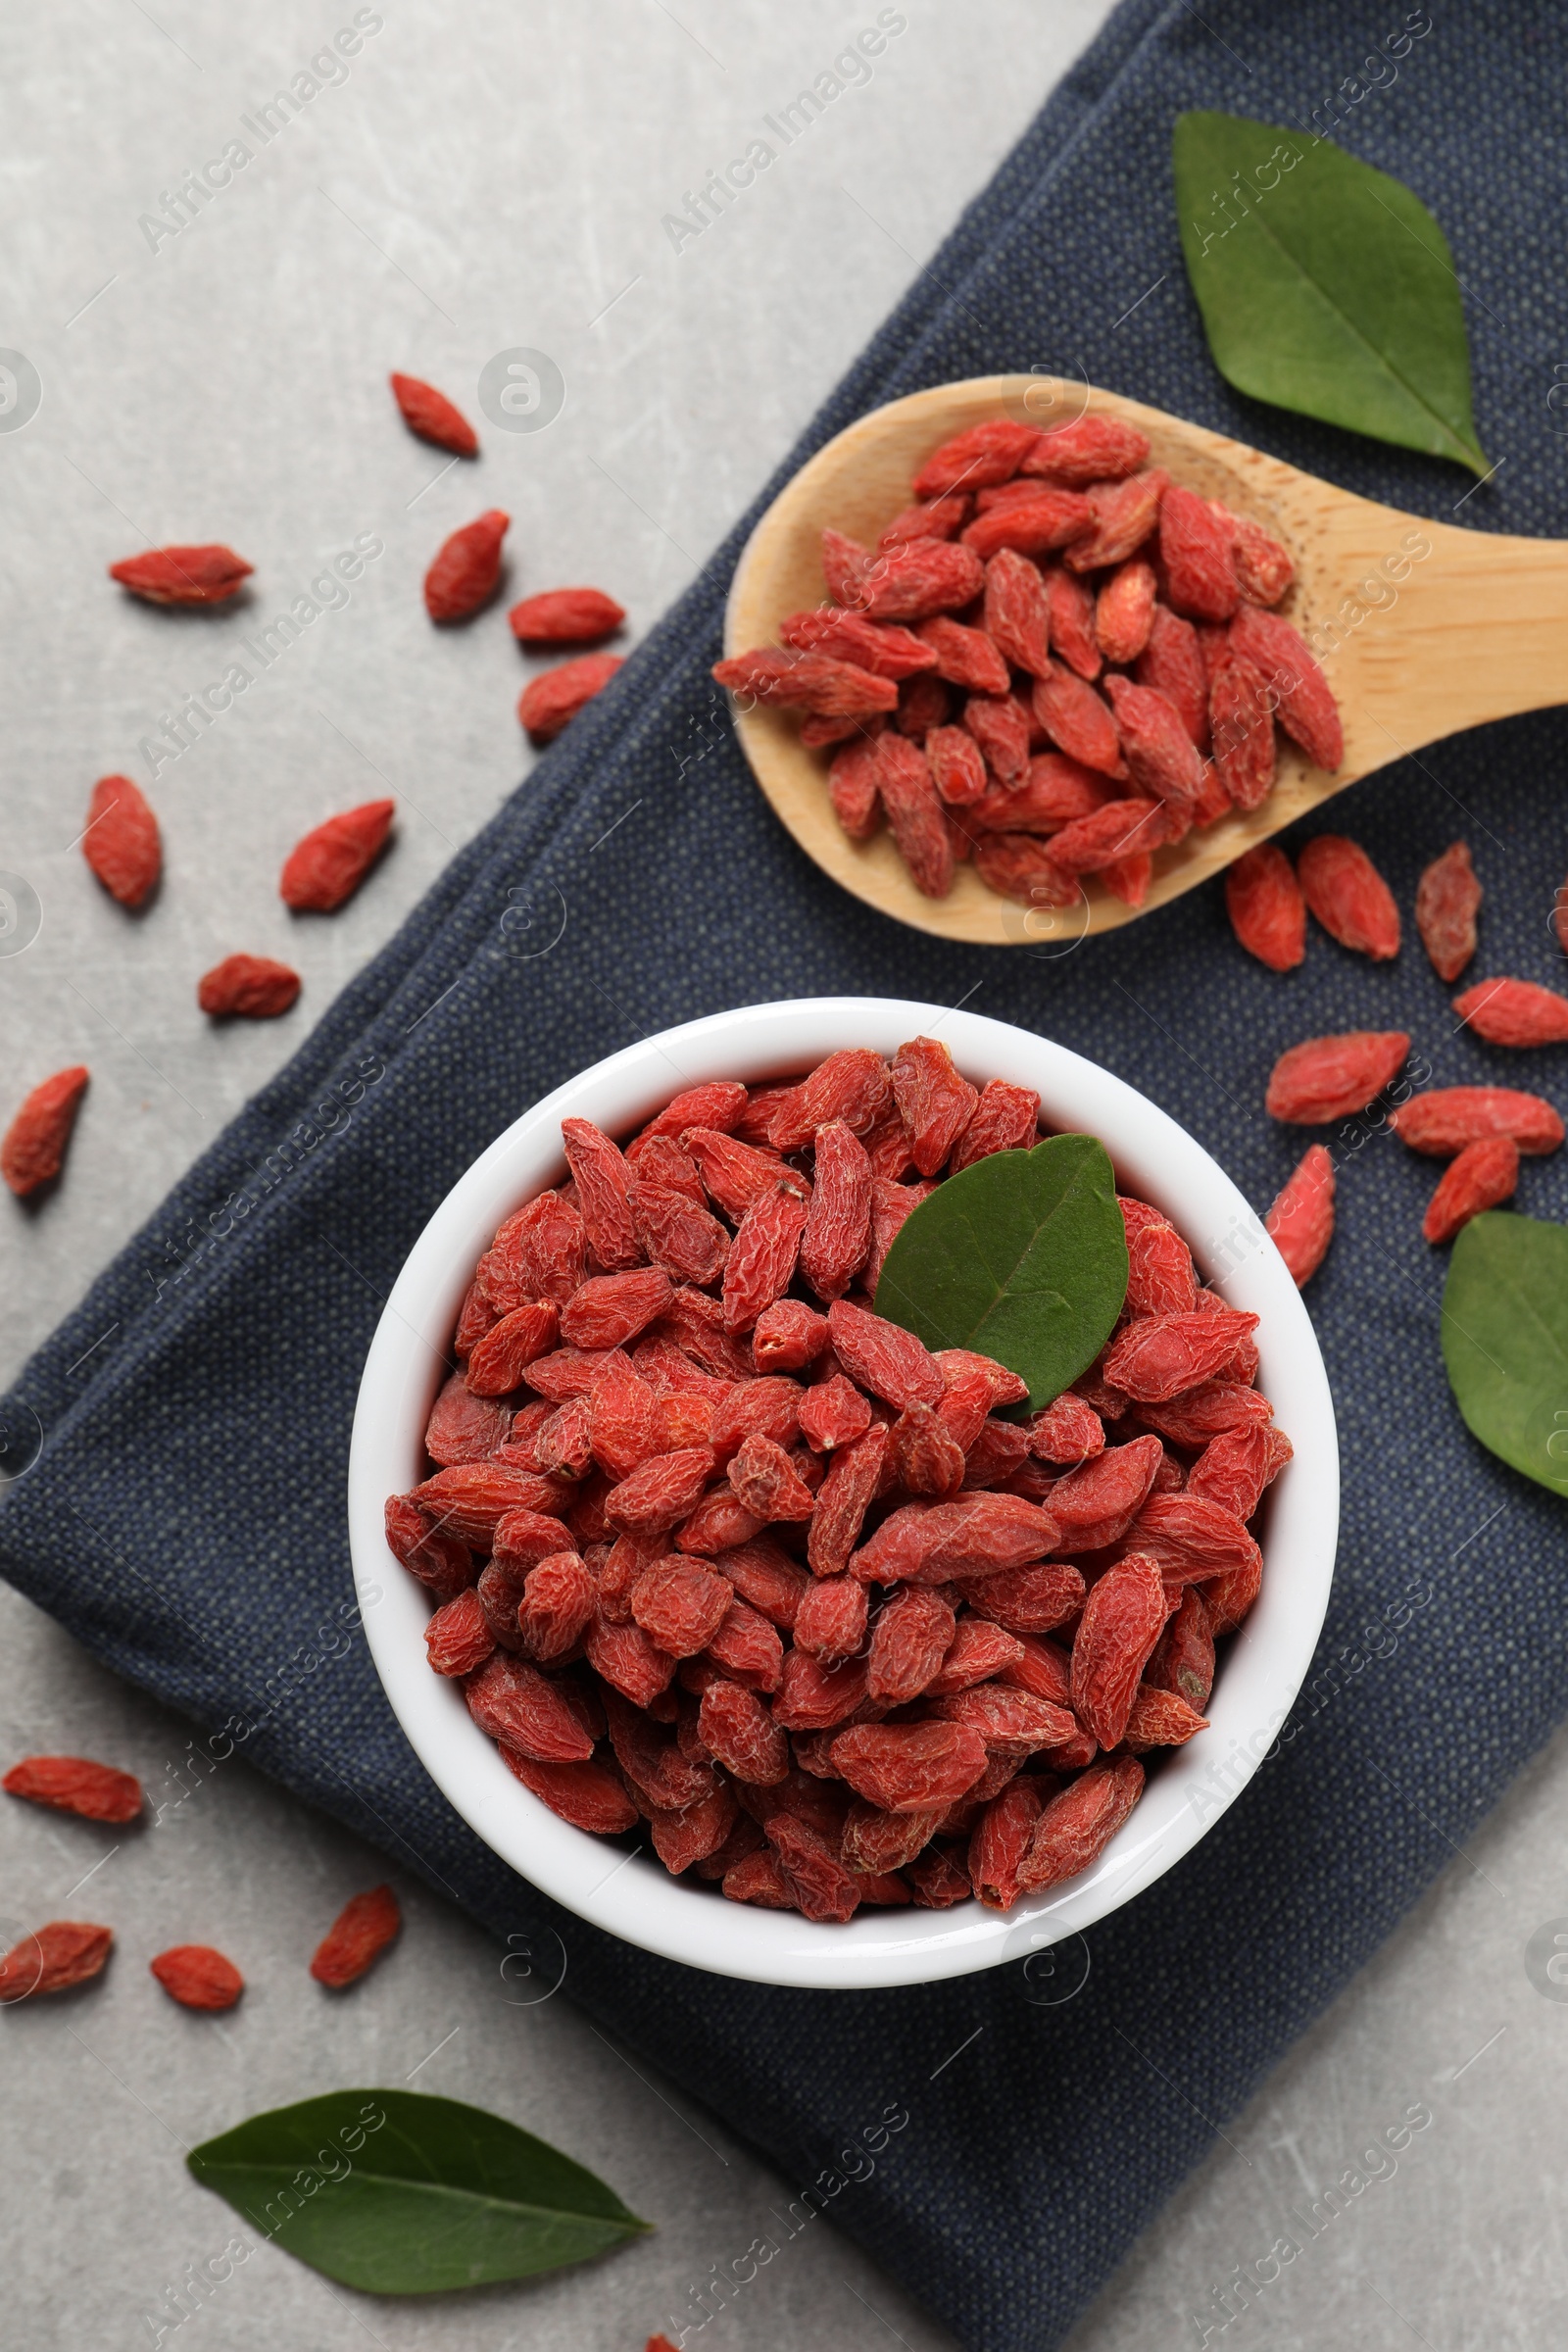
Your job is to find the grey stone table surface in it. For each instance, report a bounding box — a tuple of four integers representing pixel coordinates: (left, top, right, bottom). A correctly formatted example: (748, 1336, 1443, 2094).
(3, 5, 1567, 2349)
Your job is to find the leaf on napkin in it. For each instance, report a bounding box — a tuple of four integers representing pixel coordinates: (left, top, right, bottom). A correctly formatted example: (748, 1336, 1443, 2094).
(1442, 1212, 1568, 1496)
(1172, 110, 1490, 476)
(187, 2088, 653, 2294)
(874, 1135, 1127, 1408)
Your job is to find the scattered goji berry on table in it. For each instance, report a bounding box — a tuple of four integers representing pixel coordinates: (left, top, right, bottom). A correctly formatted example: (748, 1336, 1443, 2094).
(1265, 1145, 1336, 1287)
(109, 545, 253, 605)
(279, 799, 395, 912)
(1391, 1087, 1564, 1157)
(83, 775, 161, 907)
(1451, 977, 1568, 1048)
(150, 1944, 245, 2010)
(1422, 1137, 1519, 1244)
(309, 1886, 402, 1987)
(390, 371, 478, 458)
(1225, 844, 1304, 971)
(2, 1065, 89, 1196)
(1266, 1031, 1410, 1124)
(1297, 836, 1400, 959)
(197, 955, 301, 1019)
(1415, 841, 1482, 981)
(509, 586, 625, 643)
(3, 1754, 143, 1823)
(518, 653, 624, 742)
(424, 509, 509, 622)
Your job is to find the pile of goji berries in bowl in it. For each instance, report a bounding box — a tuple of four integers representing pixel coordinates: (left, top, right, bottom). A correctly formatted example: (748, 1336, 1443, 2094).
(349, 1001, 1337, 1988)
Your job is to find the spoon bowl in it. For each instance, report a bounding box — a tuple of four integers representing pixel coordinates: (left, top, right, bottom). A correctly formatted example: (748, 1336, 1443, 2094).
(724, 374, 1568, 945)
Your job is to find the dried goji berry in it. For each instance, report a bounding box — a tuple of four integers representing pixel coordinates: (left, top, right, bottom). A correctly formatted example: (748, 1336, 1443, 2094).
(0, 1921, 114, 2001)
(954, 1561, 1085, 1635)
(3, 1754, 143, 1824)
(961, 491, 1094, 562)
(151, 1944, 244, 2011)
(560, 1118, 642, 1269)
(1016, 1754, 1143, 1892)
(424, 1588, 494, 1676)
(1095, 560, 1157, 665)
(858, 538, 987, 623)
(604, 1447, 713, 1536)
(1024, 414, 1151, 485)
(1103, 1313, 1259, 1404)
(1146, 1584, 1215, 1708)
(309, 1886, 401, 1987)
(793, 1574, 869, 1665)
(1209, 656, 1276, 808)
(1139, 1382, 1272, 1449)
(1298, 836, 1399, 959)
(982, 548, 1054, 676)
(390, 371, 478, 457)
(895, 672, 950, 736)
(385, 1493, 473, 1601)
(971, 833, 1077, 907)
(874, 733, 954, 898)
(930, 1684, 1073, 1749)
(1415, 841, 1482, 982)
(2, 1065, 89, 1196)
(1256, 1147, 1332, 1291)
(970, 1777, 1047, 1909)
(1102, 676, 1204, 809)
(800, 1120, 872, 1300)
(1135, 604, 1209, 749)
(561, 1269, 672, 1352)
(752, 1298, 830, 1374)
(1228, 605, 1343, 770)
(509, 586, 625, 643)
(714, 646, 898, 718)
(83, 775, 161, 907)
(829, 1722, 988, 1813)
(109, 544, 252, 605)
(464, 1299, 560, 1396)
(827, 1298, 943, 1410)
(906, 1843, 972, 1906)
(727, 1432, 815, 1520)
(1030, 662, 1125, 776)
(1391, 1086, 1564, 1156)
(1454, 977, 1568, 1047)
(1047, 1433, 1163, 1548)
(913, 418, 1040, 497)
(628, 1178, 730, 1288)
(888, 1037, 976, 1179)
(519, 652, 623, 741)
(1028, 1393, 1104, 1465)
(1210, 501, 1295, 606)
(517, 1552, 597, 1660)
(585, 1613, 678, 1705)
(1123, 1686, 1209, 1749)
(878, 495, 970, 549)
(889, 1400, 966, 1497)
(425, 509, 509, 622)
(852, 1493, 1058, 1585)
(1226, 843, 1304, 970)
(197, 955, 301, 1019)
(867, 1586, 955, 1703)
(798, 1373, 871, 1454)
(1064, 470, 1168, 571)
(1128, 1492, 1261, 1586)
(966, 754, 1111, 836)
(1266, 1031, 1410, 1123)
(280, 799, 395, 912)
(1422, 1136, 1520, 1244)
(950, 1080, 1040, 1170)
(721, 1181, 808, 1334)
(913, 615, 1008, 696)
(1188, 1422, 1292, 1520)
(963, 692, 1033, 788)
(1045, 799, 1169, 875)
(1158, 484, 1240, 622)
(1044, 566, 1102, 677)
(1124, 1214, 1198, 1317)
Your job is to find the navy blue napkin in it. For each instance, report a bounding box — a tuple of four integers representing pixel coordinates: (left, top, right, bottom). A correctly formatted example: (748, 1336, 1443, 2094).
(6, 4, 1568, 2344)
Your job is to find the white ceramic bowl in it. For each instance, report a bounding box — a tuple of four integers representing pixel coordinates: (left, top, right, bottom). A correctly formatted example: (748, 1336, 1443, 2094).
(349, 999, 1339, 1988)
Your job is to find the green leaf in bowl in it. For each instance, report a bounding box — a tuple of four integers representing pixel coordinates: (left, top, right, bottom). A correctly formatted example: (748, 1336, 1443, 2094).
(187, 2088, 652, 2294)
(1442, 1212, 1568, 1495)
(1172, 110, 1490, 475)
(874, 1134, 1127, 1408)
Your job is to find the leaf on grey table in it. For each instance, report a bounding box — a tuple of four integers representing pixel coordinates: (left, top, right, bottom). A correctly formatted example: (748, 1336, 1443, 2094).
(1442, 1211, 1568, 1496)
(1173, 110, 1490, 476)
(873, 1134, 1127, 1408)
(186, 2088, 652, 2295)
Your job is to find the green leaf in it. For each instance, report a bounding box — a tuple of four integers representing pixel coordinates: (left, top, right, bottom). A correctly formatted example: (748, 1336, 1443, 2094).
(1172, 110, 1490, 475)
(186, 2089, 652, 2295)
(874, 1135, 1127, 1409)
(1442, 1213, 1568, 1496)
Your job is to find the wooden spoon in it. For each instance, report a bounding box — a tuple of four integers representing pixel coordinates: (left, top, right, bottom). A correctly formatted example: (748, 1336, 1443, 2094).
(724, 374, 1568, 947)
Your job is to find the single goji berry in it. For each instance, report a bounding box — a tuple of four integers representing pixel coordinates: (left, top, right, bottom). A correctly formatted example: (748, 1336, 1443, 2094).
(1047, 1433, 1163, 1549)
(906, 1843, 972, 1906)
(1209, 501, 1295, 606)
(913, 615, 1009, 696)
(827, 1298, 943, 1410)
(424, 1588, 494, 1676)
(517, 1553, 597, 1661)
(1023, 414, 1151, 485)
(913, 418, 1041, 497)
(309, 1885, 401, 1987)
(385, 1494, 473, 1601)
(1265, 1143, 1336, 1286)
(1124, 1213, 1198, 1316)
(1124, 1686, 1210, 1748)
(561, 1269, 672, 1351)
(961, 491, 1094, 562)
(390, 371, 478, 457)
(1128, 1492, 1261, 1586)
(1298, 836, 1399, 959)
(279, 799, 395, 912)
(1454, 976, 1568, 1047)
(857, 538, 988, 622)
(1415, 841, 1482, 981)
(1016, 1754, 1143, 1892)
(1045, 799, 1169, 874)
(969, 1777, 1047, 1909)
(425, 1369, 509, 1462)
(1139, 1382, 1271, 1449)
(509, 586, 625, 644)
(2, 1065, 89, 1196)
(851, 1493, 1058, 1585)
(752, 1298, 831, 1374)
(800, 1120, 872, 1300)
(1064, 470, 1169, 571)
(1095, 559, 1157, 665)
(1103, 1314, 1259, 1404)
(1266, 1031, 1410, 1123)
(1030, 662, 1125, 776)
(982, 547, 1054, 676)
(971, 833, 1077, 907)
(966, 754, 1111, 836)
(866, 1174, 938, 1291)
(1135, 604, 1209, 749)
(3, 1754, 143, 1824)
(895, 672, 951, 735)
(109, 545, 252, 605)
(1228, 605, 1344, 770)
(1102, 675, 1205, 809)
(1146, 1584, 1215, 1708)
(83, 774, 161, 907)
(721, 1181, 808, 1334)
(519, 652, 623, 741)
(874, 734, 955, 898)
(560, 1118, 642, 1269)
(1028, 1393, 1104, 1464)
(843, 1800, 944, 1874)
(151, 1944, 244, 2010)
(0, 1921, 114, 2001)
(1158, 484, 1240, 622)
(1188, 1422, 1293, 1520)
(888, 1037, 977, 1179)
(1422, 1136, 1520, 1244)
(1391, 1086, 1564, 1156)
(878, 495, 971, 549)
(1043, 566, 1102, 677)
(197, 955, 301, 1019)
(793, 1574, 869, 1665)
(829, 1721, 988, 1812)
(585, 1613, 678, 1705)
(713, 646, 898, 718)
(1226, 843, 1304, 970)
(727, 1431, 815, 1520)
(425, 509, 509, 622)
(1209, 656, 1276, 808)
(950, 1080, 1040, 1170)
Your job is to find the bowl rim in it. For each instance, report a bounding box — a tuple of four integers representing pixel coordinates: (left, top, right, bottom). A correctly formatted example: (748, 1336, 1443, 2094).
(348, 997, 1339, 1989)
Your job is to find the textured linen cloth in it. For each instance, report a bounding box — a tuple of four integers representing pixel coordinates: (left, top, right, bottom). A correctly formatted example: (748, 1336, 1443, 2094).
(5, 5, 1568, 2345)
